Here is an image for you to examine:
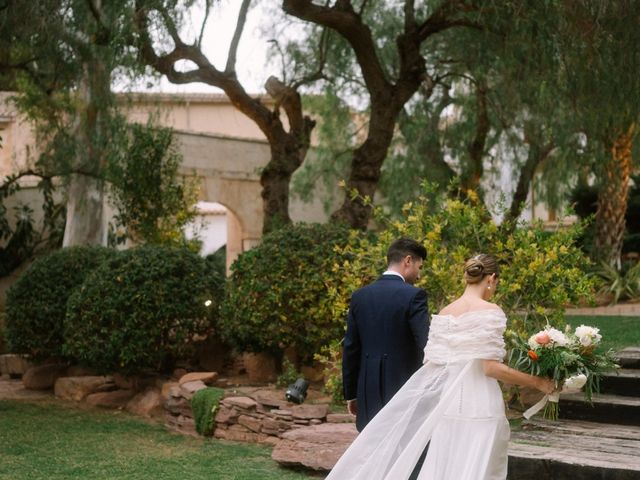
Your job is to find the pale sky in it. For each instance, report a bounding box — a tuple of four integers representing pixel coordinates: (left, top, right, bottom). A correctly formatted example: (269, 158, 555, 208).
(155, 1, 270, 94)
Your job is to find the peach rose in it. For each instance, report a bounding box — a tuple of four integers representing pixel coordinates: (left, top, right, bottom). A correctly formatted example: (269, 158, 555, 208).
(535, 331, 551, 345)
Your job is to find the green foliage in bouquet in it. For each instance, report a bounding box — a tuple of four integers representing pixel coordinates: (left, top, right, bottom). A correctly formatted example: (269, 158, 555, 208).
(5, 246, 116, 360)
(508, 324, 619, 419)
(328, 183, 598, 337)
(219, 223, 364, 362)
(190, 387, 225, 436)
(63, 246, 221, 373)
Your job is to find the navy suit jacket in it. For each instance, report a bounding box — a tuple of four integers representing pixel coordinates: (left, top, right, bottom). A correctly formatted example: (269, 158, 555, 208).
(343, 274, 429, 431)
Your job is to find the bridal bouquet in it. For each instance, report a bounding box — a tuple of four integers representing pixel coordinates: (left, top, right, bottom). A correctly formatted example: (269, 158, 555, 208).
(508, 324, 619, 420)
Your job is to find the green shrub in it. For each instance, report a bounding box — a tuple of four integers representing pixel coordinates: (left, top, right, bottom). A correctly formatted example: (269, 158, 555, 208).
(328, 186, 598, 337)
(314, 339, 344, 405)
(107, 121, 200, 250)
(5, 246, 116, 360)
(219, 223, 361, 362)
(0, 305, 6, 354)
(204, 246, 226, 280)
(190, 387, 225, 436)
(63, 246, 222, 373)
(595, 260, 640, 303)
(276, 358, 300, 388)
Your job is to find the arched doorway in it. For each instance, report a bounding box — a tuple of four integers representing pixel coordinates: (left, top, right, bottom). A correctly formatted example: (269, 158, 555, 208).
(184, 200, 255, 276)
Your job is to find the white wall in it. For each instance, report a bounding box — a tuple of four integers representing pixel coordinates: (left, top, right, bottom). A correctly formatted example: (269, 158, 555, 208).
(184, 201, 228, 256)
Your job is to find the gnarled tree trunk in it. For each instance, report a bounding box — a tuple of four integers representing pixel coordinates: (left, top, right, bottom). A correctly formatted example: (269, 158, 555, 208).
(63, 55, 111, 246)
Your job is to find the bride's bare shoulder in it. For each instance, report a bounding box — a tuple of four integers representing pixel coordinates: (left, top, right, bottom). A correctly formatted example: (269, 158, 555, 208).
(483, 301, 502, 311)
(438, 299, 502, 316)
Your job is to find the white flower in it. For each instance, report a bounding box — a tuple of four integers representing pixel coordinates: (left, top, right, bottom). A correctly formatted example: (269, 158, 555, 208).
(574, 325, 602, 347)
(204, 300, 212, 307)
(562, 374, 588, 393)
(546, 327, 569, 347)
(528, 335, 540, 350)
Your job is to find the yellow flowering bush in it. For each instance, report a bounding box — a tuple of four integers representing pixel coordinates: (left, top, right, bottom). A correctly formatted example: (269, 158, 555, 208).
(329, 187, 597, 337)
(318, 187, 597, 400)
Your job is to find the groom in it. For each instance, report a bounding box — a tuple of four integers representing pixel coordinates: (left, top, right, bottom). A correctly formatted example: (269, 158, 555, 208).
(342, 238, 429, 432)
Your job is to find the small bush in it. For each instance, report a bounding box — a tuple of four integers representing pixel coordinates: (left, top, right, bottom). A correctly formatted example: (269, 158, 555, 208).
(63, 245, 222, 373)
(276, 358, 300, 388)
(5, 246, 116, 359)
(314, 339, 344, 405)
(219, 223, 361, 362)
(191, 387, 225, 436)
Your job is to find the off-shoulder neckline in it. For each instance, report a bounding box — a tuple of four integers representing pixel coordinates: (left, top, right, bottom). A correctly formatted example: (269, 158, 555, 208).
(432, 308, 504, 319)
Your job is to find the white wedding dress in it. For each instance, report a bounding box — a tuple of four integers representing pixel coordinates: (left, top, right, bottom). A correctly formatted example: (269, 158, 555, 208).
(326, 309, 510, 480)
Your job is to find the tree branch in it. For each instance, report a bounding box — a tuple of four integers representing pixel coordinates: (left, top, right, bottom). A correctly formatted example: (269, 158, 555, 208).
(134, 0, 274, 137)
(283, 0, 391, 98)
(85, 0, 110, 39)
(292, 27, 329, 89)
(198, 0, 211, 47)
(417, 0, 482, 41)
(404, 0, 416, 32)
(226, 0, 251, 73)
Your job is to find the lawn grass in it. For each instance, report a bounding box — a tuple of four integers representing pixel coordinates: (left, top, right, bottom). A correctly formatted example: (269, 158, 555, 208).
(0, 400, 316, 480)
(565, 315, 640, 352)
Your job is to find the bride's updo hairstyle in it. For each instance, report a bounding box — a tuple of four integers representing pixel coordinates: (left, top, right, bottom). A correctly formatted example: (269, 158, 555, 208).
(463, 254, 499, 284)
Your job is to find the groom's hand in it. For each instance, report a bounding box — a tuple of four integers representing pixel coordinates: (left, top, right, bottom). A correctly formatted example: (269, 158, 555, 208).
(347, 399, 357, 416)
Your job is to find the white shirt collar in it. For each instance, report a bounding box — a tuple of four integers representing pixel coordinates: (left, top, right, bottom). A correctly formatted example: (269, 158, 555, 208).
(383, 270, 405, 282)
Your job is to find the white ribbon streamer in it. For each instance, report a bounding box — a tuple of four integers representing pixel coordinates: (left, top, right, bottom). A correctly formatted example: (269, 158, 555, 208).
(522, 374, 587, 420)
(522, 391, 559, 420)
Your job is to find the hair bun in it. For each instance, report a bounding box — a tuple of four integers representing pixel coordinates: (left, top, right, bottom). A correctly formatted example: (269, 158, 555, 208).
(463, 256, 491, 284)
(465, 263, 484, 277)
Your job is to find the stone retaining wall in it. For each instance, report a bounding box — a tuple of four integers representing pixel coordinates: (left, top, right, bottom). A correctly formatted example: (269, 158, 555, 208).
(164, 386, 354, 444)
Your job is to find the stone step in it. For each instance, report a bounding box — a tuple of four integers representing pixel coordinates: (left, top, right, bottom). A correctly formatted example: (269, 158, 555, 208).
(557, 392, 640, 426)
(509, 419, 640, 479)
(616, 347, 640, 370)
(600, 369, 640, 397)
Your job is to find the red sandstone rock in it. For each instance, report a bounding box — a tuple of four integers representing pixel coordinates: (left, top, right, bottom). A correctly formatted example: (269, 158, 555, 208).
(126, 388, 163, 417)
(179, 380, 207, 400)
(160, 381, 179, 401)
(238, 414, 263, 433)
(54, 376, 115, 401)
(242, 352, 277, 382)
(86, 389, 135, 408)
(272, 423, 358, 471)
(22, 364, 67, 390)
(214, 405, 238, 423)
(290, 404, 329, 420)
(0, 354, 33, 377)
(178, 371, 218, 385)
(223, 396, 258, 410)
(326, 413, 356, 423)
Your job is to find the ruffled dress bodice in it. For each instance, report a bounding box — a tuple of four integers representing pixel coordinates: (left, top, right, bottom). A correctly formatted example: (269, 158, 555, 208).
(424, 309, 507, 365)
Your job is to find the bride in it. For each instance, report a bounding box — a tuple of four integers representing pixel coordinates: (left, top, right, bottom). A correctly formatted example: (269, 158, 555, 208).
(326, 254, 555, 480)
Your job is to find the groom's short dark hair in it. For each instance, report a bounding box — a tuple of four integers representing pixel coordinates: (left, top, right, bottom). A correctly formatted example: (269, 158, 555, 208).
(386, 238, 427, 265)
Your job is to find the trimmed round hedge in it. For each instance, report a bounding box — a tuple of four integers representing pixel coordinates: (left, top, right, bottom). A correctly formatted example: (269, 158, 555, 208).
(219, 222, 358, 362)
(5, 246, 116, 360)
(63, 245, 221, 373)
